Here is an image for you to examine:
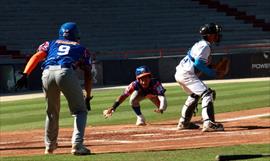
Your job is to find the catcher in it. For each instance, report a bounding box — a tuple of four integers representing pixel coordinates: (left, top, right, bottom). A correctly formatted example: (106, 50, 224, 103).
(103, 65, 167, 126)
(174, 23, 230, 132)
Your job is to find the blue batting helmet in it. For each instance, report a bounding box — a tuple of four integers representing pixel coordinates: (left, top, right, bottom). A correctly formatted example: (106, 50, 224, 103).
(59, 22, 80, 41)
(135, 65, 151, 79)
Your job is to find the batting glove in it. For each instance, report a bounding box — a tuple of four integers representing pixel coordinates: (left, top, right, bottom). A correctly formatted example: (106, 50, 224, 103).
(85, 96, 93, 111)
(15, 72, 28, 90)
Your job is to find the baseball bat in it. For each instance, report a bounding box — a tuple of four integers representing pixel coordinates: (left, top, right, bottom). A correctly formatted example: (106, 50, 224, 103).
(216, 154, 270, 161)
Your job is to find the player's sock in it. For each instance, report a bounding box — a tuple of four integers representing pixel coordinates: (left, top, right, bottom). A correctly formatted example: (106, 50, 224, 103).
(132, 106, 142, 115)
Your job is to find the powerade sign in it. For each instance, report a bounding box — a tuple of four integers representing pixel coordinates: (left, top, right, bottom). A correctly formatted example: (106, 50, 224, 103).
(251, 52, 270, 76)
(251, 63, 270, 69)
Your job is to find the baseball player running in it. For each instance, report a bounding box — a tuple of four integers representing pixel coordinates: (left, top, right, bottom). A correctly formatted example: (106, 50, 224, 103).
(103, 65, 167, 125)
(16, 22, 92, 155)
(174, 23, 224, 132)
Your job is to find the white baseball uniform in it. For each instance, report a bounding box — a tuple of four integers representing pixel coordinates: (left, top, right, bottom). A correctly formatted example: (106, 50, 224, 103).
(175, 39, 215, 126)
(175, 39, 210, 95)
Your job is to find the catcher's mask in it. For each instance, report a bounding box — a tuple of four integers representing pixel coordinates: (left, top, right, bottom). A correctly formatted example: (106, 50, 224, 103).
(59, 22, 80, 42)
(135, 65, 151, 79)
(200, 23, 222, 44)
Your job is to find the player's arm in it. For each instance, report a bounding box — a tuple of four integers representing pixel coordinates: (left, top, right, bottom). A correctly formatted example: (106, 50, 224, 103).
(193, 45, 216, 77)
(111, 83, 134, 111)
(80, 49, 94, 110)
(158, 95, 167, 110)
(23, 41, 49, 75)
(79, 49, 93, 98)
(154, 82, 167, 113)
(111, 93, 129, 110)
(103, 93, 129, 118)
(103, 83, 134, 118)
(82, 65, 93, 111)
(15, 51, 47, 89)
(83, 65, 92, 98)
(194, 58, 216, 77)
(153, 95, 167, 114)
(23, 51, 47, 75)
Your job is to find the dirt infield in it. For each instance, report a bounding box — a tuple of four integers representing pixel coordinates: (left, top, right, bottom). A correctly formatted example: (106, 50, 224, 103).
(0, 107, 269, 157)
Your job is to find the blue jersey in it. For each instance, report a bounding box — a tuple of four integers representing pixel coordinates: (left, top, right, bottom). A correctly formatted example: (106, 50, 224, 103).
(38, 39, 91, 69)
(123, 78, 166, 97)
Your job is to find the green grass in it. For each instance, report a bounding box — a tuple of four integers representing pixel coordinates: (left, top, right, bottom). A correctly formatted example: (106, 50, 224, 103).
(1, 144, 269, 161)
(0, 81, 269, 131)
(0, 80, 269, 160)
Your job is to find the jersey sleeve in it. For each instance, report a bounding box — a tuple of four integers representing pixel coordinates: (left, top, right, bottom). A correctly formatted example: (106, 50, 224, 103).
(194, 43, 216, 77)
(37, 41, 50, 52)
(197, 45, 211, 63)
(123, 82, 136, 97)
(153, 80, 166, 96)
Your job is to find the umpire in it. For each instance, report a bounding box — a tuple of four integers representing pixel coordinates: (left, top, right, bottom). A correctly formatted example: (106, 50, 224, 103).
(16, 22, 92, 155)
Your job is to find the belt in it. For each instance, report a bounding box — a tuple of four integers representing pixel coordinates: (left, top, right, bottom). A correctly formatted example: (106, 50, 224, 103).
(44, 64, 74, 70)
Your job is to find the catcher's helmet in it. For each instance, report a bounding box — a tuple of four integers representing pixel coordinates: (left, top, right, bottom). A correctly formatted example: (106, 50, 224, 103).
(199, 23, 222, 36)
(59, 22, 80, 41)
(135, 65, 151, 79)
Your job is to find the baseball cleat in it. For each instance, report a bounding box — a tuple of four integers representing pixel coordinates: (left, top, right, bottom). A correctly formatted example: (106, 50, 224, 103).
(136, 115, 146, 126)
(202, 121, 224, 132)
(44, 148, 54, 154)
(177, 122, 200, 130)
(136, 122, 146, 126)
(44, 143, 58, 154)
(71, 144, 91, 155)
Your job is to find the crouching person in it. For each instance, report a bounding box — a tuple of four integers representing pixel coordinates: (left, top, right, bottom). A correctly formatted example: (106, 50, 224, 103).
(103, 65, 167, 125)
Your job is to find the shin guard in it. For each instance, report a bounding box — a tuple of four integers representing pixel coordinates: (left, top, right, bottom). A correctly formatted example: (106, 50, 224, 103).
(180, 94, 200, 123)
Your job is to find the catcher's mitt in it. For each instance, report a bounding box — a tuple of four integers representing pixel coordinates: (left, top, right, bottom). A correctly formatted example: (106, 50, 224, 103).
(213, 57, 230, 79)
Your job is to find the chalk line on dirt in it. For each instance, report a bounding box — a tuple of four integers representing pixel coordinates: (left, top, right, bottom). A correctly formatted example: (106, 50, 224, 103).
(90, 130, 265, 144)
(218, 113, 270, 122)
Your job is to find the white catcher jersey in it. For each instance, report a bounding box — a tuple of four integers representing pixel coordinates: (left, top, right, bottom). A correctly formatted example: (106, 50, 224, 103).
(176, 39, 211, 74)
